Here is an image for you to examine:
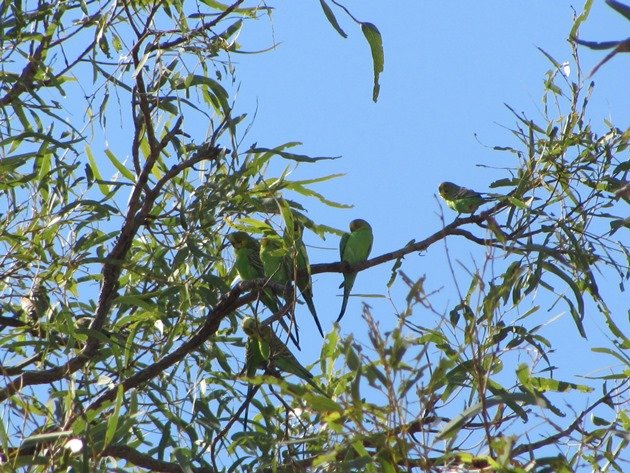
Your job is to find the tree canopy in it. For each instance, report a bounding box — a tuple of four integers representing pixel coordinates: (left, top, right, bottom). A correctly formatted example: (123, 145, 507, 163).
(0, 1, 628, 472)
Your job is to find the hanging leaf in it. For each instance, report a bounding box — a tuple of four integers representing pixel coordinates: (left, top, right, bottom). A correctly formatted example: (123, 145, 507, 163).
(361, 22, 384, 102)
(319, 0, 347, 38)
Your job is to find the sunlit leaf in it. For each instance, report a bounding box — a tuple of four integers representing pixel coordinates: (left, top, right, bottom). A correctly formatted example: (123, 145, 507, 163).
(361, 22, 384, 102)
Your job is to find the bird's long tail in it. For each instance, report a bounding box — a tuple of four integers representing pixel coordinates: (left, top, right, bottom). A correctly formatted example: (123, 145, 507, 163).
(336, 273, 356, 323)
(276, 314, 300, 350)
(304, 295, 324, 337)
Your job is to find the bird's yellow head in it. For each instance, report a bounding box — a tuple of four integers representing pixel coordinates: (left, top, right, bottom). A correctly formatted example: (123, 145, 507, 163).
(349, 218, 372, 232)
(227, 231, 253, 249)
(241, 316, 258, 336)
(438, 181, 457, 198)
(260, 236, 284, 251)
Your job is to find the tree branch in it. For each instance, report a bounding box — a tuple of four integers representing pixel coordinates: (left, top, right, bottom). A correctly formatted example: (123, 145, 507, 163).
(310, 209, 498, 276)
(512, 387, 622, 456)
(62, 280, 263, 427)
(149, 0, 248, 52)
(103, 444, 215, 473)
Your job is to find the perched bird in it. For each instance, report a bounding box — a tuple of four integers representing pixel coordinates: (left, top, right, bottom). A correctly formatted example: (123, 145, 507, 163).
(227, 231, 298, 348)
(241, 317, 327, 396)
(285, 222, 324, 337)
(337, 219, 373, 322)
(244, 323, 266, 378)
(438, 181, 486, 214)
(227, 231, 283, 314)
(260, 235, 300, 344)
(259, 235, 291, 286)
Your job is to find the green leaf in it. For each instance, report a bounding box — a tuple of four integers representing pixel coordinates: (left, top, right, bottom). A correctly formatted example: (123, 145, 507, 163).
(198, 0, 262, 16)
(113, 294, 155, 311)
(437, 393, 542, 440)
(319, 0, 347, 38)
(34, 150, 51, 182)
(527, 376, 593, 393)
(0, 154, 31, 172)
(592, 347, 630, 367)
(487, 379, 528, 420)
(569, 0, 593, 38)
(303, 392, 342, 412)
(361, 22, 384, 102)
(380, 459, 397, 473)
(507, 195, 530, 209)
(105, 148, 135, 181)
(85, 145, 110, 196)
(387, 256, 404, 288)
(203, 77, 232, 121)
(249, 146, 339, 163)
(104, 385, 124, 447)
(541, 262, 586, 337)
(20, 430, 73, 447)
(537, 47, 563, 70)
(285, 178, 353, 209)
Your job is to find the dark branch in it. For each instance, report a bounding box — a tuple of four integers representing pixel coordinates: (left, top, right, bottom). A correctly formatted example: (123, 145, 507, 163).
(103, 445, 215, 473)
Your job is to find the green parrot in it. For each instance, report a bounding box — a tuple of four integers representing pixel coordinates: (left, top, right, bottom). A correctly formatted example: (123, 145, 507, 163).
(244, 328, 266, 378)
(241, 321, 266, 432)
(227, 232, 280, 312)
(227, 231, 298, 348)
(337, 219, 373, 323)
(438, 181, 486, 214)
(241, 316, 327, 396)
(285, 223, 324, 337)
(259, 235, 291, 285)
(260, 235, 302, 342)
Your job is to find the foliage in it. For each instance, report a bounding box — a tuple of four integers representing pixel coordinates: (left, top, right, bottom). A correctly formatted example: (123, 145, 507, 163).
(0, 1, 628, 472)
(573, 0, 630, 76)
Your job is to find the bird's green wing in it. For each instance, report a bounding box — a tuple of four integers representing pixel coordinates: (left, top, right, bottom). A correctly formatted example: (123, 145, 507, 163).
(439, 181, 484, 213)
(233, 246, 262, 280)
(343, 226, 373, 264)
(453, 197, 483, 213)
(245, 337, 266, 378)
(243, 317, 271, 364)
(260, 235, 302, 348)
(245, 245, 266, 279)
(233, 241, 282, 315)
(339, 231, 350, 261)
(245, 249, 281, 314)
(260, 236, 290, 284)
(263, 326, 312, 380)
(355, 226, 374, 259)
(244, 317, 327, 396)
(233, 239, 299, 348)
(261, 324, 329, 396)
(337, 220, 373, 322)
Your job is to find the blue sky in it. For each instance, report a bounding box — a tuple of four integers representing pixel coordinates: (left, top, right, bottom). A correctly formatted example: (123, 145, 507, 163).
(190, 4, 630, 465)
(2, 0, 627, 468)
(213, 0, 630, 380)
